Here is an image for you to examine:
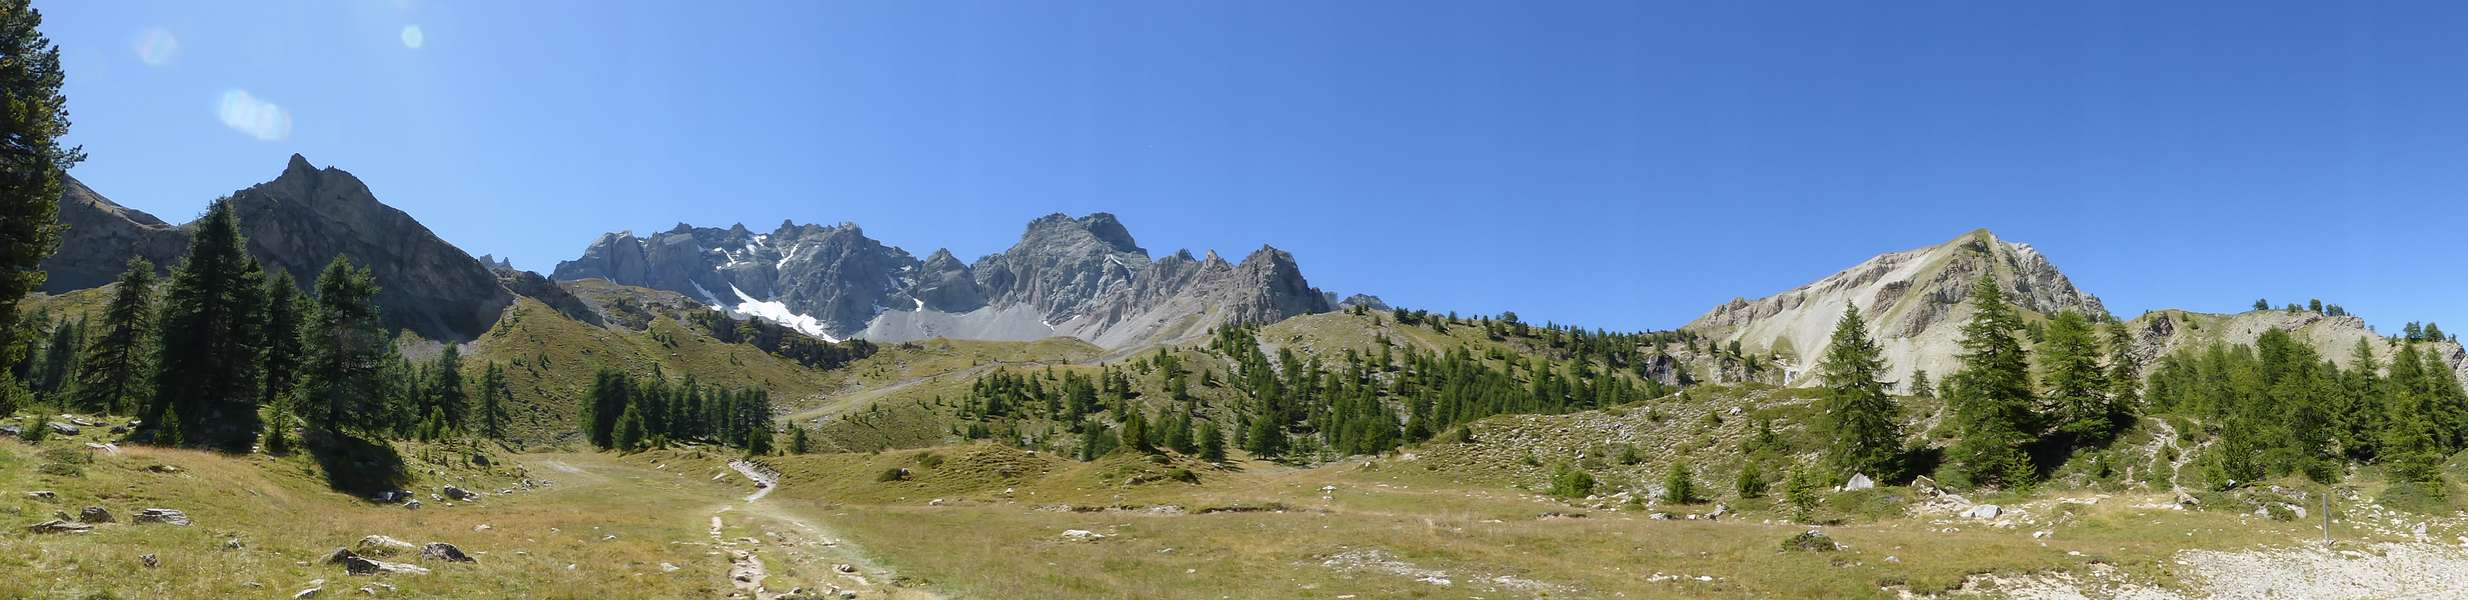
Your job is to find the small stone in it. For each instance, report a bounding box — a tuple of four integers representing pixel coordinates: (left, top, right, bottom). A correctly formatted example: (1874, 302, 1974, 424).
(133, 508, 191, 526)
(77, 506, 114, 523)
(418, 542, 475, 563)
(1061, 529, 1105, 542)
(140, 553, 159, 568)
(293, 587, 323, 599)
(25, 519, 93, 534)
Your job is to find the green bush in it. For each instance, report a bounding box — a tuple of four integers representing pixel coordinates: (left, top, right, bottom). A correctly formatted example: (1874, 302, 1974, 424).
(1549, 464, 1597, 499)
(876, 467, 911, 482)
(917, 452, 944, 469)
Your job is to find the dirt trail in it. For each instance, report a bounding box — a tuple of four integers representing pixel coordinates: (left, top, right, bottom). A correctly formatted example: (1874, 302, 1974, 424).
(719, 458, 938, 599)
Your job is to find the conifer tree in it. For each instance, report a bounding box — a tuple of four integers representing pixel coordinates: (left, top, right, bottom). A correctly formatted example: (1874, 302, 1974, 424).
(614, 402, 646, 452)
(1664, 460, 1699, 504)
(0, 0, 82, 401)
(31, 316, 76, 399)
(1121, 410, 1154, 454)
(1199, 420, 1227, 462)
(256, 272, 306, 410)
(70, 258, 155, 415)
(1815, 303, 1902, 482)
(1783, 468, 1821, 523)
(428, 345, 468, 431)
(2104, 320, 2140, 411)
(293, 257, 393, 438)
(1908, 369, 1932, 398)
(478, 362, 510, 440)
(148, 199, 270, 451)
(2041, 310, 2117, 445)
(1945, 275, 2038, 488)
(789, 426, 811, 454)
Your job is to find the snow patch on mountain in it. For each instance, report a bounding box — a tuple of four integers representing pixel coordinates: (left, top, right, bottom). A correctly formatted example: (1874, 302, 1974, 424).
(724, 284, 840, 342)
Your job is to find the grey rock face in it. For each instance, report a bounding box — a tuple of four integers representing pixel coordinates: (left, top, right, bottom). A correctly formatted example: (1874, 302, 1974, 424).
(554, 221, 920, 335)
(228, 155, 514, 341)
(37, 175, 187, 291)
(557, 212, 1333, 348)
(44, 156, 518, 342)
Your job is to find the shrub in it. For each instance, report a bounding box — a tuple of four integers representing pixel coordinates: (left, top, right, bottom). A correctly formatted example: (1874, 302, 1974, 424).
(876, 467, 911, 482)
(1167, 468, 1198, 483)
(1549, 464, 1597, 499)
(917, 452, 945, 469)
(1614, 444, 1643, 466)
(1663, 461, 1699, 504)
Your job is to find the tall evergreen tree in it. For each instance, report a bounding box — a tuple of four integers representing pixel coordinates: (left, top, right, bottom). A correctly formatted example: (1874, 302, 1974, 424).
(428, 344, 468, 431)
(1199, 420, 1227, 462)
(1814, 303, 1902, 482)
(293, 257, 393, 438)
(2104, 320, 2141, 412)
(258, 271, 306, 411)
(2041, 310, 2117, 445)
(70, 258, 154, 415)
(1945, 275, 2039, 488)
(0, 0, 83, 402)
(147, 199, 270, 451)
(478, 362, 510, 440)
(613, 402, 646, 452)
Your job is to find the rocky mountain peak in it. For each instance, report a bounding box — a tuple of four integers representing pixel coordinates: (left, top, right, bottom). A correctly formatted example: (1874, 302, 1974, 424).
(1684, 229, 2104, 389)
(229, 155, 513, 341)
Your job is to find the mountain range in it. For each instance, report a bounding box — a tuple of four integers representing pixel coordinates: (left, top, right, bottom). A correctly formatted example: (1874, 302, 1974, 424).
(36, 156, 2461, 389)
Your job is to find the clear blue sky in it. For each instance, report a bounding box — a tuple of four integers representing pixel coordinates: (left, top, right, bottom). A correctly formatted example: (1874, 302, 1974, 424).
(38, 1, 2468, 334)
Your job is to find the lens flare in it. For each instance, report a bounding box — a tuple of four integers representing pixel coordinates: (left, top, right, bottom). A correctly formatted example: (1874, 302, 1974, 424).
(217, 90, 292, 141)
(401, 25, 425, 49)
(134, 27, 179, 66)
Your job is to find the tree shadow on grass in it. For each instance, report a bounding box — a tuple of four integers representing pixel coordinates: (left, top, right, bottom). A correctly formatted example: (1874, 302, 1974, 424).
(307, 431, 411, 499)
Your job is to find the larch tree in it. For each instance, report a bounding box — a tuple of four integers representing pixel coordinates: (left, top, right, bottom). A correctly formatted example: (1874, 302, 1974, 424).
(294, 257, 394, 440)
(2040, 310, 2116, 445)
(1945, 275, 2040, 488)
(147, 199, 270, 452)
(1815, 302, 1902, 482)
(70, 258, 155, 415)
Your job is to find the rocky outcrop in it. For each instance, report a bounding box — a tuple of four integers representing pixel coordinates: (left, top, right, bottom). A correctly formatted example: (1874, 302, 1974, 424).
(556, 212, 1332, 348)
(36, 175, 185, 291)
(227, 155, 513, 341)
(1684, 229, 2106, 390)
(44, 156, 517, 342)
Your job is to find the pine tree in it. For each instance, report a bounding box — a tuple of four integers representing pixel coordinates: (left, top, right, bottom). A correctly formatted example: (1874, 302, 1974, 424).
(147, 199, 270, 451)
(428, 345, 468, 432)
(2041, 310, 2117, 445)
(1783, 468, 1821, 523)
(1815, 303, 1903, 482)
(789, 426, 811, 454)
(1664, 461, 1699, 504)
(1121, 410, 1154, 454)
(1908, 369, 1932, 397)
(2104, 320, 2141, 412)
(582, 368, 630, 449)
(614, 403, 646, 452)
(1945, 275, 2039, 488)
(31, 316, 76, 399)
(70, 258, 155, 415)
(478, 362, 510, 440)
(293, 257, 394, 439)
(1198, 420, 1227, 462)
(258, 272, 306, 413)
(0, 0, 83, 401)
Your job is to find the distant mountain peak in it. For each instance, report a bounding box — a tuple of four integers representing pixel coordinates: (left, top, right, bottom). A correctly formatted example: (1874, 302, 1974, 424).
(1685, 229, 2104, 389)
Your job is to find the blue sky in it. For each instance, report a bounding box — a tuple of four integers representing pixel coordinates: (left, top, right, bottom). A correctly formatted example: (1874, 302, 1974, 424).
(37, 1, 2468, 333)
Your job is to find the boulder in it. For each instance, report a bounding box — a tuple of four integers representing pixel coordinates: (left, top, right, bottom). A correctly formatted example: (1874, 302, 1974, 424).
(403, 500, 421, 510)
(1843, 473, 1877, 491)
(322, 548, 362, 565)
(356, 535, 418, 556)
(342, 555, 430, 576)
(47, 422, 78, 435)
(441, 486, 479, 501)
(0, 424, 19, 437)
(134, 508, 191, 525)
(1960, 504, 2001, 520)
(1061, 529, 1105, 542)
(418, 542, 475, 563)
(24, 491, 54, 500)
(1781, 529, 1838, 552)
(76, 506, 113, 523)
(292, 587, 322, 599)
(26, 519, 93, 534)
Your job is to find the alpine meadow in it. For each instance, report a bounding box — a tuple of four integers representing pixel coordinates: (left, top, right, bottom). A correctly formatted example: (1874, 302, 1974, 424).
(9, 1, 2468, 598)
